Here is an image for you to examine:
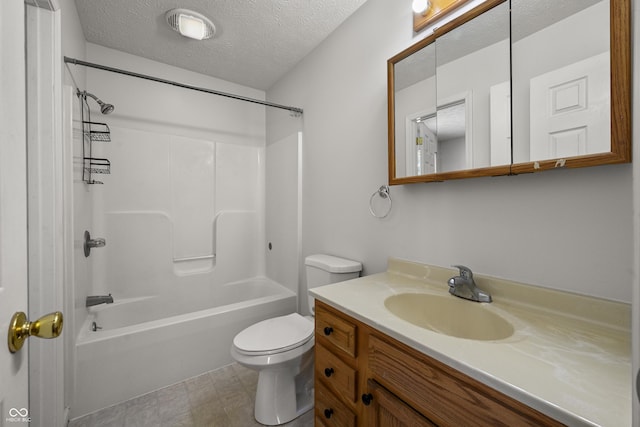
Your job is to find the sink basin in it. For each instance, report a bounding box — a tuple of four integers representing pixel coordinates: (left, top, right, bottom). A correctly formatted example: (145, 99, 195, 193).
(384, 293, 514, 341)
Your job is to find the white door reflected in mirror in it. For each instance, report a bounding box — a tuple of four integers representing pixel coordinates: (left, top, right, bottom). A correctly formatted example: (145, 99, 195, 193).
(511, 0, 611, 164)
(529, 52, 610, 161)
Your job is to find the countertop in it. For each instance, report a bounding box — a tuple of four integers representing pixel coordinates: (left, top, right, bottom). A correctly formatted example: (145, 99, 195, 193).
(309, 258, 631, 427)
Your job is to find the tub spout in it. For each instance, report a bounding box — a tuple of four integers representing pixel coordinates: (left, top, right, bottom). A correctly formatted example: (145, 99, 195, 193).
(86, 294, 114, 307)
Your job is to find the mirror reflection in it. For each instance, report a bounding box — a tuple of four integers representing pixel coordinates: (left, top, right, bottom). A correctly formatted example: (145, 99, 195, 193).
(436, 1, 510, 172)
(392, 0, 510, 178)
(511, 0, 611, 163)
(394, 43, 436, 177)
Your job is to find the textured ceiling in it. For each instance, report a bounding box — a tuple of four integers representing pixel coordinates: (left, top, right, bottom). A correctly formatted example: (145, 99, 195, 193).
(74, 0, 369, 90)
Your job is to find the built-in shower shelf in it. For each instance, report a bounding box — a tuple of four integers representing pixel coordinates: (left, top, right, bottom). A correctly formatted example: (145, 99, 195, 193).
(84, 157, 111, 175)
(82, 121, 111, 142)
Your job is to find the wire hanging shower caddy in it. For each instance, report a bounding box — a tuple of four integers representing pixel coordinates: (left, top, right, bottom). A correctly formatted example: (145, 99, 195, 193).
(78, 90, 112, 184)
(84, 121, 111, 142)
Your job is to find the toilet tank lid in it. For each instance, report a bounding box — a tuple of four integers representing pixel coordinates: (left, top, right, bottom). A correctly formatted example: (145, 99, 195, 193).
(305, 254, 362, 273)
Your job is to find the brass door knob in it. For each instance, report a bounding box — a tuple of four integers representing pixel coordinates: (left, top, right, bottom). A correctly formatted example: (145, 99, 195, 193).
(8, 311, 63, 353)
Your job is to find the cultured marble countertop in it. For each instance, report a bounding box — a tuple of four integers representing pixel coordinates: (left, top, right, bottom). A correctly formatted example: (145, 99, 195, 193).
(309, 258, 631, 427)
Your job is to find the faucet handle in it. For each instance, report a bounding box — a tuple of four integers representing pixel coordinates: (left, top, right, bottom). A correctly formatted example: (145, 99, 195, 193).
(451, 265, 473, 280)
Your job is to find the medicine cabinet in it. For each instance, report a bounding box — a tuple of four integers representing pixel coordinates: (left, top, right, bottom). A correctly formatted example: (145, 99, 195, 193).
(388, 0, 630, 185)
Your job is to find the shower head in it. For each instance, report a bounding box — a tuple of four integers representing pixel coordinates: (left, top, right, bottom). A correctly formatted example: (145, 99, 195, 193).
(79, 90, 115, 115)
(98, 100, 115, 115)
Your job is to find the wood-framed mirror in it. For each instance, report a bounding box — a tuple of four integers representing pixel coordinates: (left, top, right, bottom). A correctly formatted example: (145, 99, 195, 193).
(388, 0, 630, 185)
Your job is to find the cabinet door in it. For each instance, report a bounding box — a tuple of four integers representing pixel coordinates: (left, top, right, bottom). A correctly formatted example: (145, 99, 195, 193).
(368, 334, 563, 426)
(367, 380, 437, 427)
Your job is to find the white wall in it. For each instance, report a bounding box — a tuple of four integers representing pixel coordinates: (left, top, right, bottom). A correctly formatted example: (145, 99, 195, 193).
(267, 0, 633, 306)
(266, 133, 302, 296)
(61, 0, 85, 88)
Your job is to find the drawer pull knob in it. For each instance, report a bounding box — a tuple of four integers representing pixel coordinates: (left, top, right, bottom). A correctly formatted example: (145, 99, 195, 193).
(324, 367, 334, 377)
(324, 408, 334, 419)
(362, 393, 373, 406)
(324, 326, 334, 336)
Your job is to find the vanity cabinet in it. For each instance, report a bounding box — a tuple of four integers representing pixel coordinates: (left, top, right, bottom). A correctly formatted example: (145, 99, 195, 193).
(314, 300, 564, 427)
(367, 379, 436, 427)
(315, 302, 361, 426)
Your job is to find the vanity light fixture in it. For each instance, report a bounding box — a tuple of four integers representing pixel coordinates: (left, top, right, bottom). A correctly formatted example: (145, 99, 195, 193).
(412, 0, 432, 14)
(166, 8, 216, 40)
(412, 0, 471, 32)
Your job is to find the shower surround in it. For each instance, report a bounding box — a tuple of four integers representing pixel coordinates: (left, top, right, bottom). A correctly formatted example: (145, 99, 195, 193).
(68, 44, 299, 419)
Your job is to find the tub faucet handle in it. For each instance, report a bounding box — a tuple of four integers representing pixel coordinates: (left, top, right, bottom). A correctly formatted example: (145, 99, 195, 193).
(84, 230, 106, 257)
(89, 238, 106, 248)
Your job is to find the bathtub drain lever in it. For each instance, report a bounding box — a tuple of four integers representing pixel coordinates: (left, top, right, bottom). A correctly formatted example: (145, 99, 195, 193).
(91, 321, 102, 332)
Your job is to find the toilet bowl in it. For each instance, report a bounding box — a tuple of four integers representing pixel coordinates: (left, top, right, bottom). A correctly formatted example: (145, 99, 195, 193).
(231, 313, 315, 425)
(230, 254, 362, 425)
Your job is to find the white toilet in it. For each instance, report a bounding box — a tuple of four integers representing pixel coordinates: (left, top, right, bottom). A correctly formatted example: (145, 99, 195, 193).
(230, 254, 362, 425)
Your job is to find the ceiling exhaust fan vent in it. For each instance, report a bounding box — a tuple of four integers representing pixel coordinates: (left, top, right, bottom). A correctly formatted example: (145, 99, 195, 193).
(165, 8, 215, 40)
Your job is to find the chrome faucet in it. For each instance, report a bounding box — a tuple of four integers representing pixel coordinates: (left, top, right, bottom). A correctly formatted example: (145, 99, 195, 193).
(448, 265, 492, 303)
(86, 294, 114, 307)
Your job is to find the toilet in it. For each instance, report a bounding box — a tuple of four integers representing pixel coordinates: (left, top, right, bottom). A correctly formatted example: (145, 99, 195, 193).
(230, 254, 362, 425)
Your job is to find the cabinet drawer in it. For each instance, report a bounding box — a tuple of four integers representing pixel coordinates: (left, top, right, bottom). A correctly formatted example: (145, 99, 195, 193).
(315, 379, 357, 427)
(316, 343, 357, 402)
(316, 302, 357, 358)
(368, 334, 564, 427)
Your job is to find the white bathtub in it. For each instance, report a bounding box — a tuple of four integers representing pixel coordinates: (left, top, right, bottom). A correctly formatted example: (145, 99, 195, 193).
(73, 277, 297, 418)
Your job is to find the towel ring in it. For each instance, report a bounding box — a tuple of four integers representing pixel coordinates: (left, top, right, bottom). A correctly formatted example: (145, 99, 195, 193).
(369, 185, 392, 218)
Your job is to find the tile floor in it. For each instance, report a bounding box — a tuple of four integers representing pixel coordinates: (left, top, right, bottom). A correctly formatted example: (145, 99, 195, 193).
(68, 363, 314, 427)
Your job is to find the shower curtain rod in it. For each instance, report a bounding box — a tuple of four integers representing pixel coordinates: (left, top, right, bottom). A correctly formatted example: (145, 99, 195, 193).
(64, 56, 304, 115)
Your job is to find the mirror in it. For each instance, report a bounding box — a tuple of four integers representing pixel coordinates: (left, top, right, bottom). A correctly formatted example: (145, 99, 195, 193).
(436, 1, 510, 172)
(388, 0, 630, 184)
(511, 0, 630, 173)
(392, 42, 436, 177)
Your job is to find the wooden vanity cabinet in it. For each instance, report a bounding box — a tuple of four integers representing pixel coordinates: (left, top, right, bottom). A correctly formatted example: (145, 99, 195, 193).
(314, 302, 360, 426)
(314, 300, 565, 427)
(367, 379, 437, 427)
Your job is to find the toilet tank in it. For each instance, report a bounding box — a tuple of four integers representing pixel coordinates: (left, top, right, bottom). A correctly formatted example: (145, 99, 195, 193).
(305, 254, 362, 314)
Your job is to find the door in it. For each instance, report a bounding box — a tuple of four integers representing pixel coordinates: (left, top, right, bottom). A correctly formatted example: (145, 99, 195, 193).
(529, 52, 610, 161)
(0, 0, 30, 421)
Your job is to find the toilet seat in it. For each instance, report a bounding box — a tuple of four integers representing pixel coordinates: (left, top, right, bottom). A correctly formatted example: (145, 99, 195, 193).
(233, 313, 314, 356)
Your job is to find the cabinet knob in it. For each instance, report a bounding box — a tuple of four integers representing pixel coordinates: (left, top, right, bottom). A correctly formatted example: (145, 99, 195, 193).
(324, 408, 334, 419)
(324, 367, 334, 377)
(361, 393, 373, 406)
(323, 326, 334, 336)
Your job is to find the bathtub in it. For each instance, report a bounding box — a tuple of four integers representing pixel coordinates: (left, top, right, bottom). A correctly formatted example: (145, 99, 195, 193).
(72, 277, 297, 418)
